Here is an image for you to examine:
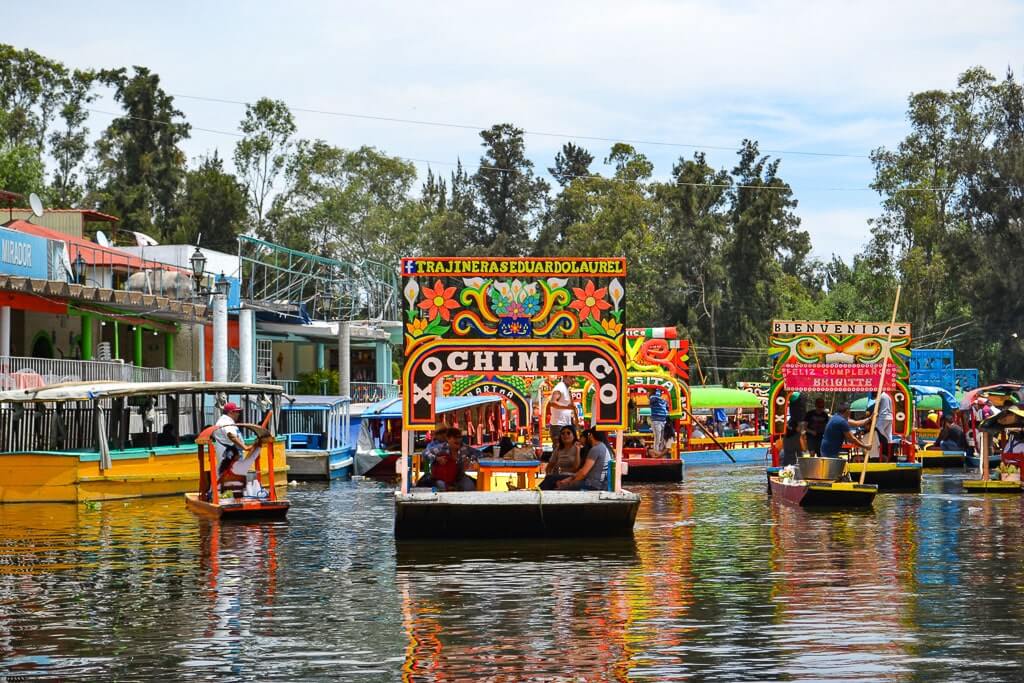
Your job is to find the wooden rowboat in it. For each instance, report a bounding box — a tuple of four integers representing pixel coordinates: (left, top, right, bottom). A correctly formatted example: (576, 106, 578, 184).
(769, 476, 877, 508)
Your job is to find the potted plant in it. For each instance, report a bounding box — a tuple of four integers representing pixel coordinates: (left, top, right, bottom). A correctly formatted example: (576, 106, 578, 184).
(997, 463, 1020, 482)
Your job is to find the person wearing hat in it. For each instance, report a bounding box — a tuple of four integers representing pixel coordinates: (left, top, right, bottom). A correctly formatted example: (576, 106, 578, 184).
(213, 402, 247, 466)
(648, 387, 669, 456)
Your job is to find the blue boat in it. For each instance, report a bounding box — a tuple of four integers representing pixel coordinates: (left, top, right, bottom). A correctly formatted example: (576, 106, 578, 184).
(279, 395, 354, 480)
(682, 446, 769, 467)
(355, 395, 504, 477)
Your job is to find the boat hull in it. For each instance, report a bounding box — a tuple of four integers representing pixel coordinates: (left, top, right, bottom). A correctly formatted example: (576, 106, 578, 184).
(285, 446, 355, 481)
(0, 443, 289, 503)
(769, 477, 877, 508)
(184, 492, 290, 519)
(965, 454, 1001, 470)
(962, 479, 1023, 494)
(768, 462, 922, 492)
(917, 451, 966, 469)
(622, 458, 684, 482)
(394, 490, 640, 539)
(680, 446, 768, 467)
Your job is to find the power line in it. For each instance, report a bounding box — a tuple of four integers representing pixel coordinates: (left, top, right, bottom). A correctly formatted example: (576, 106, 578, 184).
(85, 107, 960, 194)
(169, 92, 872, 160)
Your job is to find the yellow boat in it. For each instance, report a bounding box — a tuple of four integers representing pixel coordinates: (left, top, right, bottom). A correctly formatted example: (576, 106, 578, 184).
(0, 381, 287, 504)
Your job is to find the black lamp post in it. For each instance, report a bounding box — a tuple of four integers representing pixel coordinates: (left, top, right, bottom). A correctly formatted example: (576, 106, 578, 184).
(73, 253, 86, 285)
(189, 247, 207, 290)
(215, 272, 231, 298)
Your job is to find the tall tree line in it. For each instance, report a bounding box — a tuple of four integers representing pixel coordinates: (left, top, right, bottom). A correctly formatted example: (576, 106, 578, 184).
(2, 44, 1022, 381)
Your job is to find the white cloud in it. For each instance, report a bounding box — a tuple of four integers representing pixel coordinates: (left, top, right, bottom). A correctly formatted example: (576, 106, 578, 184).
(800, 207, 877, 262)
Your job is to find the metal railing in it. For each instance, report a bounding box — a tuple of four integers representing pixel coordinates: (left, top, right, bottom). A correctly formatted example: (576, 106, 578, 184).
(267, 379, 397, 402)
(0, 356, 192, 389)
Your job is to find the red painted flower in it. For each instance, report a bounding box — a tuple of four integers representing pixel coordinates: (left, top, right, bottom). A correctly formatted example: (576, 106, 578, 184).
(418, 279, 459, 321)
(569, 281, 611, 321)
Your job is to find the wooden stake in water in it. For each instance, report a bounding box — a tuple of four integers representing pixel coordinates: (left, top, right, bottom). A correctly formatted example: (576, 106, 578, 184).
(861, 286, 902, 486)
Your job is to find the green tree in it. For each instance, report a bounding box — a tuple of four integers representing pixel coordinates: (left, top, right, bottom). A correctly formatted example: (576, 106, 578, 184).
(48, 69, 95, 206)
(0, 144, 44, 197)
(548, 142, 594, 187)
(173, 152, 248, 252)
(86, 67, 190, 240)
(536, 142, 596, 255)
(0, 44, 66, 152)
(268, 141, 422, 264)
(418, 162, 478, 256)
(234, 98, 296, 235)
(654, 152, 731, 382)
(472, 124, 549, 255)
(722, 140, 809, 351)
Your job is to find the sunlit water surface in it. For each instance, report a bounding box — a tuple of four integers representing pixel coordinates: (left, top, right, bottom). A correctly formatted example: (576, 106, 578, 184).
(2, 467, 1024, 681)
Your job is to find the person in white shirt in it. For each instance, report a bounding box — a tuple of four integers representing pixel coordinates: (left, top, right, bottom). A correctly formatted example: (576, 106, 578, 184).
(870, 392, 894, 461)
(212, 402, 261, 496)
(213, 402, 246, 465)
(545, 380, 577, 445)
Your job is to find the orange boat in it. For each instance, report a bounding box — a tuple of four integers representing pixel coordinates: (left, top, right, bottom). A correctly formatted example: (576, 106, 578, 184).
(185, 422, 289, 520)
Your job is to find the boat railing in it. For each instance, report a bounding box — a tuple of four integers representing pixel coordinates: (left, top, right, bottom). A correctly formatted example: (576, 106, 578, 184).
(0, 356, 192, 388)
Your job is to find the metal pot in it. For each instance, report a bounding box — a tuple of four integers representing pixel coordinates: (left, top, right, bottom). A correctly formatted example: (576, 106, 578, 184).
(797, 456, 846, 482)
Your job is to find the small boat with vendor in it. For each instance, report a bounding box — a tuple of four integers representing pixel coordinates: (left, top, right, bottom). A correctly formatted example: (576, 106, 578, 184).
(393, 256, 639, 539)
(769, 456, 877, 508)
(279, 394, 354, 480)
(0, 381, 286, 503)
(185, 419, 289, 518)
(962, 404, 1024, 494)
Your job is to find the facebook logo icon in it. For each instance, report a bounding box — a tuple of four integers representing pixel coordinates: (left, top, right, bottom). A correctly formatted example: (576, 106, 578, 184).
(403, 260, 417, 275)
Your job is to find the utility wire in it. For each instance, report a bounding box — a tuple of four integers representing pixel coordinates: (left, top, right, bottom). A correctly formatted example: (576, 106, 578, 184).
(85, 107, 961, 194)
(169, 92, 872, 160)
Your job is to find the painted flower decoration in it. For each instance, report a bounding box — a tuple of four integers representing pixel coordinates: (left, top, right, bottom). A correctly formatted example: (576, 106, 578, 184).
(489, 279, 541, 319)
(600, 317, 623, 336)
(569, 281, 611, 321)
(608, 278, 624, 311)
(418, 280, 459, 321)
(407, 317, 429, 337)
(403, 278, 420, 310)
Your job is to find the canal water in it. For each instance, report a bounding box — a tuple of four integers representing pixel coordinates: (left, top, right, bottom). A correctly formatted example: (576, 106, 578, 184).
(2, 466, 1023, 681)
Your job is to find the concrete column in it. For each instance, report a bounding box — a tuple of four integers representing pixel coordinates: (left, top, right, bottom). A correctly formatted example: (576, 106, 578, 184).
(0, 306, 10, 358)
(133, 326, 143, 366)
(195, 323, 206, 381)
(212, 294, 228, 382)
(164, 330, 175, 370)
(80, 314, 93, 361)
(338, 321, 351, 398)
(239, 308, 254, 384)
(375, 339, 387, 384)
(316, 343, 325, 371)
(113, 321, 120, 360)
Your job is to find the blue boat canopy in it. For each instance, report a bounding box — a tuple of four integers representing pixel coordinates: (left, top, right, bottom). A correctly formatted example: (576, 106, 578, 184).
(361, 394, 503, 419)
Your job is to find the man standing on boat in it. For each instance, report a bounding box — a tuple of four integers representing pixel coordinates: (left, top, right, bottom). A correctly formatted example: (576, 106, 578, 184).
(804, 398, 830, 456)
(820, 403, 870, 459)
(545, 379, 577, 445)
(871, 392, 894, 461)
(649, 388, 669, 457)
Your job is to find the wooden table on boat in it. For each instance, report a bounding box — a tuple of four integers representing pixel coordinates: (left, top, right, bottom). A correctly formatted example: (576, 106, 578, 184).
(475, 459, 542, 491)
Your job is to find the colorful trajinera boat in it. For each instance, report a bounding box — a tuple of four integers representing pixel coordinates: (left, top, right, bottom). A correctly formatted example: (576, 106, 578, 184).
(682, 386, 768, 466)
(769, 457, 877, 508)
(393, 256, 639, 539)
(185, 421, 289, 519)
(0, 381, 286, 503)
(766, 319, 922, 495)
(962, 405, 1024, 494)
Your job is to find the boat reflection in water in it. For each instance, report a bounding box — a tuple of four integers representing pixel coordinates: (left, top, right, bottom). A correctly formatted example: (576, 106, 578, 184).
(4, 472, 1024, 679)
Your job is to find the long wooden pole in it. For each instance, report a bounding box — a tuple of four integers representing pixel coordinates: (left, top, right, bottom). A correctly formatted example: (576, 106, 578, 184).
(860, 286, 902, 485)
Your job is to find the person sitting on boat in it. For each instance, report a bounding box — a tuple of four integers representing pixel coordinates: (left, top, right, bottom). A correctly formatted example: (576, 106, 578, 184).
(156, 423, 177, 447)
(557, 428, 609, 491)
(417, 428, 477, 491)
(820, 403, 870, 459)
(1001, 430, 1024, 461)
(649, 388, 669, 457)
(422, 427, 451, 459)
(924, 411, 940, 429)
(930, 414, 967, 452)
(738, 418, 755, 436)
(540, 425, 581, 490)
(213, 402, 246, 466)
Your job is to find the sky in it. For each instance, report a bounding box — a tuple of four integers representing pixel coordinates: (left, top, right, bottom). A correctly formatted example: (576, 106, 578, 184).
(9, 0, 1024, 262)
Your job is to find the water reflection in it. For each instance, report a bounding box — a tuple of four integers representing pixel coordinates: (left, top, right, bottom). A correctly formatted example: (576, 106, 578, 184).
(2, 471, 1024, 680)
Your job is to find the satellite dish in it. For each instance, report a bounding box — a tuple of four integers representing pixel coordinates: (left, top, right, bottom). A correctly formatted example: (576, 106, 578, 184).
(132, 231, 159, 247)
(95, 230, 111, 247)
(28, 193, 44, 218)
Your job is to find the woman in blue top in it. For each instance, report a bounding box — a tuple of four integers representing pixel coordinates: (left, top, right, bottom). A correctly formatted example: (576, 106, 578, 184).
(820, 403, 870, 458)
